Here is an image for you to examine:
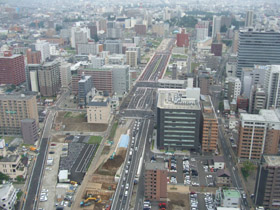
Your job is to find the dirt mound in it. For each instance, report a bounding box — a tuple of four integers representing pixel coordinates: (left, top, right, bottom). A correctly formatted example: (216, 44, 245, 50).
(168, 192, 189, 210)
(102, 155, 124, 170)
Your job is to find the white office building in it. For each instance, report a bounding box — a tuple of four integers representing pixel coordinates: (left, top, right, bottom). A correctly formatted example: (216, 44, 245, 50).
(35, 40, 50, 62)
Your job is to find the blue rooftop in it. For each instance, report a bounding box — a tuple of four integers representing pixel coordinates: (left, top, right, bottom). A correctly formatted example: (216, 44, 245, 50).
(118, 135, 129, 148)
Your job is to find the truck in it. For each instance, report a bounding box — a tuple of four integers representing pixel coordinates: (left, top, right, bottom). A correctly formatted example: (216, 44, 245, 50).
(29, 146, 38, 152)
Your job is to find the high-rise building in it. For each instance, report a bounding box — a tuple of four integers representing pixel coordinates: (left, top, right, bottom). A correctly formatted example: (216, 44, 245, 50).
(144, 162, 167, 201)
(232, 31, 239, 54)
(0, 51, 25, 85)
(152, 23, 165, 37)
(212, 16, 221, 40)
(157, 88, 201, 151)
(176, 28, 189, 47)
(78, 74, 94, 107)
(110, 65, 130, 95)
(35, 40, 50, 62)
(211, 43, 223, 56)
(88, 23, 97, 39)
(245, 10, 254, 27)
(242, 65, 267, 98)
(127, 47, 141, 63)
(249, 85, 266, 114)
(76, 42, 99, 55)
(126, 50, 137, 67)
(196, 21, 209, 41)
(237, 109, 280, 160)
(98, 19, 107, 31)
(60, 62, 71, 88)
(26, 49, 41, 64)
(91, 56, 105, 68)
(224, 77, 241, 103)
(71, 27, 89, 48)
(255, 155, 280, 210)
(0, 92, 38, 135)
(21, 118, 38, 144)
(104, 40, 122, 54)
(236, 29, 280, 78)
(107, 27, 122, 39)
(134, 24, 146, 35)
(198, 73, 210, 95)
(38, 60, 61, 96)
(264, 65, 280, 109)
(201, 95, 218, 153)
(26, 64, 40, 92)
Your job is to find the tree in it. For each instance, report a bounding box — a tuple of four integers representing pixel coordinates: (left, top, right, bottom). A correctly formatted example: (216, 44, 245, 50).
(0, 172, 10, 183)
(16, 175, 25, 183)
(241, 161, 255, 180)
(219, 101, 224, 112)
(38, 21, 44, 28)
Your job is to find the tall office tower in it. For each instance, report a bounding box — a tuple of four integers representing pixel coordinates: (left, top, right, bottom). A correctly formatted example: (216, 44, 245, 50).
(0, 92, 38, 135)
(26, 49, 41, 64)
(35, 40, 50, 62)
(157, 88, 201, 151)
(70, 27, 89, 48)
(144, 162, 167, 201)
(88, 23, 97, 39)
(60, 62, 71, 88)
(38, 60, 61, 96)
(245, 10, 254, 27)
(232, 31, 239, 54)
(242, 65, 267, 98)
(212, 16, 221, 40)
(78, 74, 94, 107)
(198, 73, 210, 95)
(110, 65, 130, 95)
(255, 155, 280, 210)
(134, 24, 147, 35)
(201, 95, 218, 153)
(224, 77, 241, 103)
(126, 50, 137, 67)
(196, 21, 209, 41)
(26, 64, 40, 91)
(0, 51, 25, 85)
(107, 27, 122, 39)
(104, 40, 122, 54)
(264, 65, 280, 109)
(237, 109, 280, 161)
(236, 29, 280, 78)
(249, 85, 266, 114)
(176, 28, 189, 47)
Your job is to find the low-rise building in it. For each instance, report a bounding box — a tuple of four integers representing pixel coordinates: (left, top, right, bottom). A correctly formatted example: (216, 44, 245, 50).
(216, 169, 231, 186)
(158, 79, 187, 89)
(214, 156, 225, 169)
(0, 155, 27, 180)
(87, 96, 111, 124)
(0, 182, 17, 210)
(216, 188, 241, 208)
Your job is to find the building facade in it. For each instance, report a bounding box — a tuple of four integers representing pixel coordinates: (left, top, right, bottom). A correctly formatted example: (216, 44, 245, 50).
(60, 62, 71, 88)
(21, 119, 38, 145)
(224, 77, 241, 103)
(0, 52, 25, 85)
(0, 93, 38, 135)
(87, 96, 111, 124)
(0, 183, 17, 210)
(237, 29, 280, 78)
(238, 110, 280, 160)
(78, 75, 94, 107)
(264, 65, 280, 109)
(144, 162, 167, 201)
(176, 29, 189, 47)
(157, 88, 201, 151)
(255, 155, 280, 210)
(26, 49, 41, 64)
(35, 40, 50, 62)
(126, 51, 137, 67)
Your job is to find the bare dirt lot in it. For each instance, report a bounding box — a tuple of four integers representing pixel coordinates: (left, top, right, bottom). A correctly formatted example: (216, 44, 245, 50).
(168, 192, 189, 210)
(55, 111, 108, 132)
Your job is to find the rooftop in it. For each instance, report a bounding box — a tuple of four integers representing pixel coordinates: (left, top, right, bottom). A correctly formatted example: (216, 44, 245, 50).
(157, 88, 200, 110)
(201, 95, 217, 119)
(0, 155, 19, 163)
(0, 183, 13, 198)
(146, 162, 165, 171)
(263, 155, 280, 167)
(88, 96, 109, 107)
(158, 79, 186, 85)
(0, 92, 36, 100)
(223, 189, 241, 198)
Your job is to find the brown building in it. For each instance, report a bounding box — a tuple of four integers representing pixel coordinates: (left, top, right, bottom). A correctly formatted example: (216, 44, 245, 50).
(238, 110, 280, 161)
(237, 95, 249, 111)
(21, 119, 38, 144)
(26, 49, 41, 64)
(38, 60, 61, 96)
(211, 43, 223, 56)
(255, 155, 280, 210)
(72, 67, 113, 95)
(198, 73, 210, 95)
(0, 51, 25, 85)
(216, 169, 231, 186)
(144, 162, 167, 201)
(201, 95, 218, 153)
(0, 92, 38, 135)
(134, 24, 147, 35)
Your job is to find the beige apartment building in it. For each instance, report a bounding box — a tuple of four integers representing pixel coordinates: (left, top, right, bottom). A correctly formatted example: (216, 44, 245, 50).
(87, 96, 111, 124)
(0, 155, 27, 180)
(201, 95, 218, 153)
(238, 109, 280, 161)
(126, 51, 137, 67)
(0, 93, 38, 135)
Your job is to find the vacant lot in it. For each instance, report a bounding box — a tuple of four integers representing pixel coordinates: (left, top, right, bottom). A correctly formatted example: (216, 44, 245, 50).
(55, 111, 107, 132)
(168, 192, 189, 210)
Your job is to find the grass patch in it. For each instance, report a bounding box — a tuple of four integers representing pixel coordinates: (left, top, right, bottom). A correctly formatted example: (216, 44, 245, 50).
(191, 62, 200, 72)
(152, 139, 155, 150)
(164, 70, 172, 77)
(88, 136, 102, 144)
(172, 54, 188, 59)
(108, 121, 118, 141)
(64, 112, 86, 119)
